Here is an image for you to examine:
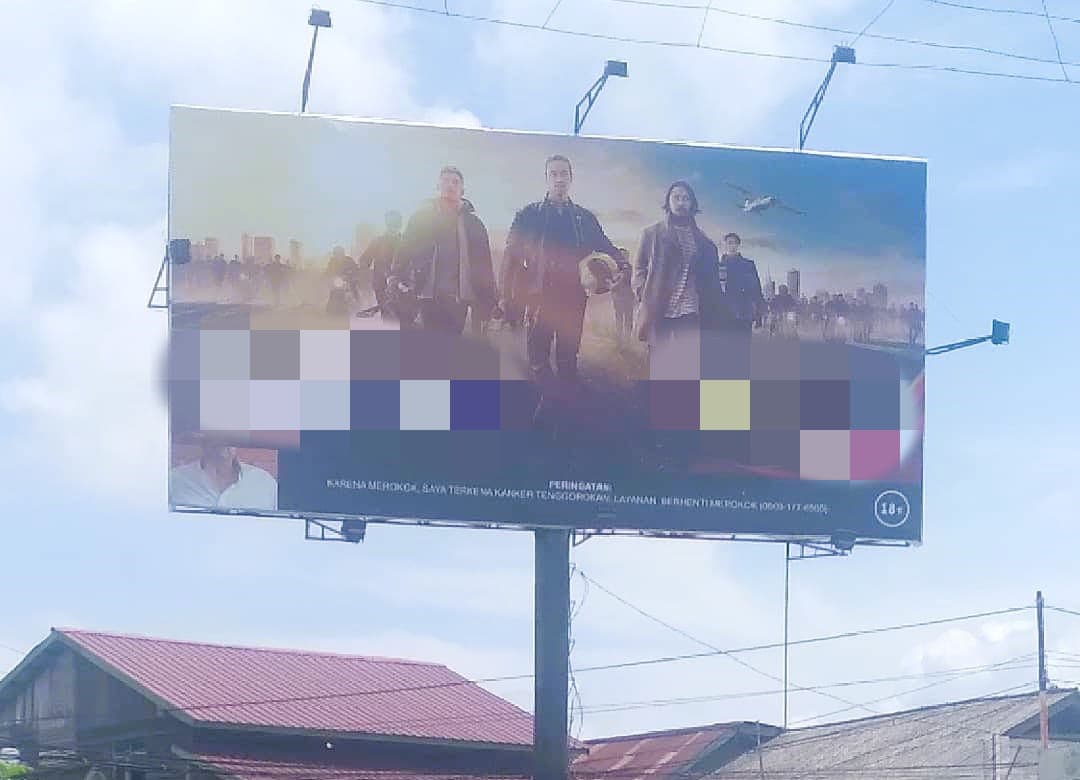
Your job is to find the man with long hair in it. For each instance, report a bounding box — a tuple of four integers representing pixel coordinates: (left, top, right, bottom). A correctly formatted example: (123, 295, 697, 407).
(633, 180, 722, 344)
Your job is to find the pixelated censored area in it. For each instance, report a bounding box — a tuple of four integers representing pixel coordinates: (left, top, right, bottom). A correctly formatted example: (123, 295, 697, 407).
(169, 326, 923, 486)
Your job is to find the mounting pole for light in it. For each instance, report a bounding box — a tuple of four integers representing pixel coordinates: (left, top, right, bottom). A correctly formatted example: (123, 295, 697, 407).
(574, 60, 628, 135)
(301, 8, 332, 114)
(799, 45, 855, 150)
(925, 320, 1010, 356)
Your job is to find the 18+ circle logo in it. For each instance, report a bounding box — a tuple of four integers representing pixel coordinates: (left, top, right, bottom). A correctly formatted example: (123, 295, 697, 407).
(874, 491, 911, 528)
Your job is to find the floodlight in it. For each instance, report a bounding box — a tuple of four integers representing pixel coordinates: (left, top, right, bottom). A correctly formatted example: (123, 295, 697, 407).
(991, 319, 1010, 345)
(168, 238, 191, 265)
(604, 60, 628, 78)
(309, 8, 332, 28)
(832, 46, 856, 64)
(340, 519, 367, 543)
(830, 531, 857, 553)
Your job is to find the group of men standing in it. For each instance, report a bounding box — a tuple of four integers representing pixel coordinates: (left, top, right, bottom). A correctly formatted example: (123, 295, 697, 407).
(359, 154, 764, 397)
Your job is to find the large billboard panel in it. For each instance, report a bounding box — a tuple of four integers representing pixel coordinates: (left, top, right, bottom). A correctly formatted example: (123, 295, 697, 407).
(167, 106, 926, 542)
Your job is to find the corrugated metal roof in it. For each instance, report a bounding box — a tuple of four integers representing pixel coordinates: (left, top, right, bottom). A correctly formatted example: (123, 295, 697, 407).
(573, 724, 743, 780)
(711, 690, 1078, 780)
(57, 629, 533, 747)
(187, 749, 526, 780)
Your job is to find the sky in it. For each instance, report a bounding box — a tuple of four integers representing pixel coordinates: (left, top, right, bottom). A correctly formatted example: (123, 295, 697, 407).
(2, 0, 1080, 741)
(170, 106, 925, 299)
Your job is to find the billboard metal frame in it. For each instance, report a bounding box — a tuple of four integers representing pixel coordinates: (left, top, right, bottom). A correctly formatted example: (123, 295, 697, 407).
(171, 505, 914, 549)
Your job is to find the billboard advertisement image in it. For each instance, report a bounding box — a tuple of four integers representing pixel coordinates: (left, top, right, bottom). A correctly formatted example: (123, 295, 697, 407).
(167, 106, 926, 541)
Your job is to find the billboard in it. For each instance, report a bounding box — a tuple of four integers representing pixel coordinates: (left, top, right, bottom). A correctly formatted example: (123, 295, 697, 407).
(167, 106, 926, 542)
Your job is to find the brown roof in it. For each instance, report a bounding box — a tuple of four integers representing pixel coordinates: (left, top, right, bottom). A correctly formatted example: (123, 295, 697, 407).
(574, 723, 774, 780)
(50, 629, 533, 747)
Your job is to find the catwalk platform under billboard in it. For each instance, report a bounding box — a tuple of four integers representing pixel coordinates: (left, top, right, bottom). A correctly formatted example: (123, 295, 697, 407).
(167, 106, 926, 542)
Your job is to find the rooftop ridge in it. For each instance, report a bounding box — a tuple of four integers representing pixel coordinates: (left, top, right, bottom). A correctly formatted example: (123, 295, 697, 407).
(584, 721, 754, 745)
(785, 686, 1076, 733)
(55, 628, 449, 669)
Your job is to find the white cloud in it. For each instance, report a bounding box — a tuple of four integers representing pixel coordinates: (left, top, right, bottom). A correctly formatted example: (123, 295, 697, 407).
(0, 0, 471, 503)
(902, 618, 1035, 677)
(980, 619, 1031, 645)
(1, 223, 169, 504)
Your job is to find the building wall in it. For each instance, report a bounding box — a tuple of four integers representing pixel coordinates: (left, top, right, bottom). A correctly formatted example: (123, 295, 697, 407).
(0, 647, 184, 766)
(0, 647, 77, 755)
(190, 729, 534, 777)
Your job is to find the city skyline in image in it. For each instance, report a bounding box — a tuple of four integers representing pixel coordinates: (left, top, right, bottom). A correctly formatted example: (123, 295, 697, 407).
(169, 107, 926, 306)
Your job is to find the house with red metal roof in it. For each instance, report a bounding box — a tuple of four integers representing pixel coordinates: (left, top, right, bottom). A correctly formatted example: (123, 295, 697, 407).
(0, 629, 535, 780)
(571, 722, 780, 780)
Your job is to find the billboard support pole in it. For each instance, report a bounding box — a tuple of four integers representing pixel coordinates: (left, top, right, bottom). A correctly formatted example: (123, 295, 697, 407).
(534, 527, 571, 780)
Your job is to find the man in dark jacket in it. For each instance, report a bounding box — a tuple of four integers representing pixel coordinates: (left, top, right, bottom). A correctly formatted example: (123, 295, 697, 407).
(360, 210, 403, 316)
(633, 181, 721, 343)
(500, 154, 627, 385)
(392, 166, 496, 335)
(718, 233, 764, 333)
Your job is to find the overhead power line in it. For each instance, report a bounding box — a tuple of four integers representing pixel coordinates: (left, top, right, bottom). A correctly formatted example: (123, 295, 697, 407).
(0, 659, 1038, 743)
(23, 688, 1069, 777)
(351, 0, 1080, 85)
(606, 0, 1080, 67)
(1040, 0, 1072, 81)
(789, 662, 1034, 727)
(577, 571, 1039, 733)
(752, 684, 1044, 769)
(543, 0, 566, 29)
(923, 0, 1080, 24)
(0, 605, 1034, 733)
(695, 0, 712, 48)
(853, 0, 898, 44)
(778, 683, 1038, 779)
(579, 570, 876, 714)
(20, 689, 1055, 780)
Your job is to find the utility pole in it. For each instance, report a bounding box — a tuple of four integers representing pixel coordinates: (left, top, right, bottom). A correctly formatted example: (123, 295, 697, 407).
(1038, 590, 1049, 748)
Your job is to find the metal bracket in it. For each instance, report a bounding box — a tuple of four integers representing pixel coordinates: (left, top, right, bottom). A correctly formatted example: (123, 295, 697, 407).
(304, 518, 367, 543)
(147, 250, 170, 310)
(575, 73, 609, 135)
(787, 541, 848, 561)
(799, 45, 856, 150)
